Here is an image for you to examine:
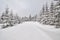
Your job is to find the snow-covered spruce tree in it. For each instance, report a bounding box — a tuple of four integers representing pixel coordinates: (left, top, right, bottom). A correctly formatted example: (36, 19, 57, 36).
(39, 0, 60, 28)
(47, 1, 55, 25)
(1, 7, 10, 28)
(21, 16, 29, 22)
(29, 14, 32, 21)
(41, 5, 45, 15)
(0, 16, 2, 24)
(33, 14, 37, 21)
(1, 12, 5, 24)
(40, 2, 55, 25)
(8, 10, 15, 26)
(40, 3, 50, 25)
(14, 14, 21, 24)
(1, 7, 21, 28)
(43, 3, 49, 24)
(41, 1, 55, 25)
(39, 5, 45, 23)
(53, 0, 60, 28)
(50, 1, 54, 13)
(45, 2, 49, 13)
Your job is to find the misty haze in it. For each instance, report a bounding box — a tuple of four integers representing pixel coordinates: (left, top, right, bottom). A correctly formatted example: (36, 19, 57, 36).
(0, 0, 60, 40)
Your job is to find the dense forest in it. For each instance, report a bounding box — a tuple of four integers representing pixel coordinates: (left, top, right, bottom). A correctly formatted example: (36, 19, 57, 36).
(0, 0, 60, 28)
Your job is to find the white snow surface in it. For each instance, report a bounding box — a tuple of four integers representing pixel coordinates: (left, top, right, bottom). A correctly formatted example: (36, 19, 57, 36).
(0, 22, 60, 40)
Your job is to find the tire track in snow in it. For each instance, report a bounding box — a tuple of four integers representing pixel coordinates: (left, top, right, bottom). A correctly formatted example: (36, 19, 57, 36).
(34, 23, 60, 40)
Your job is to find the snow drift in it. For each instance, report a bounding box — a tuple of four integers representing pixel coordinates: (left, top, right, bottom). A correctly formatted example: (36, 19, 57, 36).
(0, 22, 60, 40)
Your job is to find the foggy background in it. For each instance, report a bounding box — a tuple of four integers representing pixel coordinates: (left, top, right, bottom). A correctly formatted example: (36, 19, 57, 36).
(0, 0, 53, 17)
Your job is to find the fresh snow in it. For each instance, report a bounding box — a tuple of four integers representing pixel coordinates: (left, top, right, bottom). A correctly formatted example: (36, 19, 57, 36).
(0, 22, 60, 40)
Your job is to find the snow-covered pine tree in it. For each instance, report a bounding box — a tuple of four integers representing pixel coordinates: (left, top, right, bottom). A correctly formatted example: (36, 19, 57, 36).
(39, 0, 60, 28)
(0, 17, 2, 24)
(1, 12, 5, 23)
(9, 10, 15, 26)
(45, 2, 49, 13)
(15, 14, 21, 24)
(1, 7, 10, 28)
(53, 0, 60, 28)
(42, 5, 45, 14)
(34, 14, 37, 21)
(47, 1, 55, 25)
(40, 5, 45, 18)
(39, 5, 45, 23)
(54, 0, 60, 1)
(29, 14, 32, 21)
(40, 2, 55, 25)
(50, 1, 54, 13)
(40, 3, 50, 24)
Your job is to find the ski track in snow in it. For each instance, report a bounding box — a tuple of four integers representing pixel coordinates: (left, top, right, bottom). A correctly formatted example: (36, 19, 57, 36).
(34, 22, 60, 40)
(0, 22, 60, 40)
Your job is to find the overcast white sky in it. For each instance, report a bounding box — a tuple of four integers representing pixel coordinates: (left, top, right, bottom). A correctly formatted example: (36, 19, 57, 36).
(0, 0, 53, 17)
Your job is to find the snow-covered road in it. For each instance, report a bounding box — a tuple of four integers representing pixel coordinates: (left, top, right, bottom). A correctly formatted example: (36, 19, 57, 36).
(34, 22, 60, 40)
(0, 22, 60, 40)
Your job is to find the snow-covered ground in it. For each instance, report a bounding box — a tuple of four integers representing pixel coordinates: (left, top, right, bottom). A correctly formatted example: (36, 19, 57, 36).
(0, 22, 60, 40)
